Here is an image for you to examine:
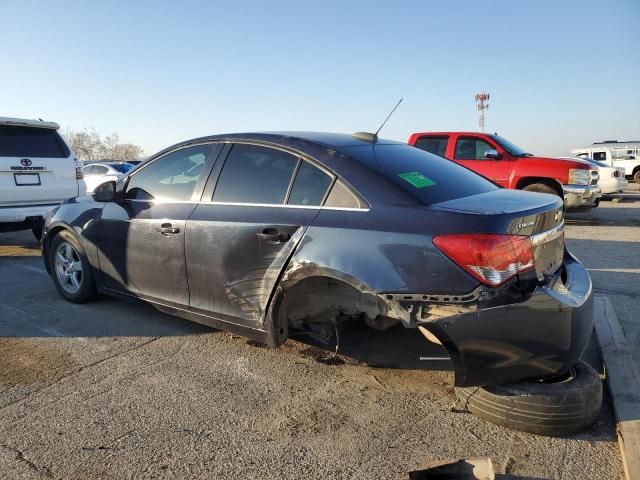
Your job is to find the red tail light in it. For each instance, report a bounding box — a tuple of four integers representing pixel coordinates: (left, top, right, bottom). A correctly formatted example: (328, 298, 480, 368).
(433, 234, 535, 286)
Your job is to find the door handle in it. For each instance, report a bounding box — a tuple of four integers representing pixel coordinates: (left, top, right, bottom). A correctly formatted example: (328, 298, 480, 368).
(156, 223, 180, 235)
(257, 228, 290, 244)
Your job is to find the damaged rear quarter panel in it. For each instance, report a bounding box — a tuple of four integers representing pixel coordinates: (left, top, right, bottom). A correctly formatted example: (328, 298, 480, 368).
(282, 208, 480, 295)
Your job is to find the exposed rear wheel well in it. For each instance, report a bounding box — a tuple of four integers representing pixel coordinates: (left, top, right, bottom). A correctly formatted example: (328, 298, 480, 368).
(515, 177, 563, 197)
(277, 276, 398, 340)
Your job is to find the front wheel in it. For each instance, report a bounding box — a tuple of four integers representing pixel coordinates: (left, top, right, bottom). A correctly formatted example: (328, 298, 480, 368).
(454, 361, 602, 436)
(49, 231, 97, 303)
(633, 169, 640, 184)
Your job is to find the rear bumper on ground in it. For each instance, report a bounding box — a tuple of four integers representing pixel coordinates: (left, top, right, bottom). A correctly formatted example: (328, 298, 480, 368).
(423, 252, 593, 387)
(563, 184, 601, 211)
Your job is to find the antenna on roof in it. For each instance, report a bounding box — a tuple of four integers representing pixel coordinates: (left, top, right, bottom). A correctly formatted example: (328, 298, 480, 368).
(375, 97, 403, 137)
(352, 98, 403, 143)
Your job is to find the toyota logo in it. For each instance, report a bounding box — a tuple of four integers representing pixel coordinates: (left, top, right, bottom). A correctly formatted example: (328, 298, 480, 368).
(20, 159, 32, 167)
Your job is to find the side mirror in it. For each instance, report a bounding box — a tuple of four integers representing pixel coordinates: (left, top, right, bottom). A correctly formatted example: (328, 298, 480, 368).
(93, 181, 116, 202)
(484, 149, 502, 160)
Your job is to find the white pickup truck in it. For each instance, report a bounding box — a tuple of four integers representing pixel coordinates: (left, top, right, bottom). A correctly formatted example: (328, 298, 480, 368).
(0, 117, 86, 239)
(572, 141, 640, 184)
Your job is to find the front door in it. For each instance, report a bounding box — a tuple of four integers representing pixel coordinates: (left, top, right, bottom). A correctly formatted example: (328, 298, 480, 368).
(452, 135, 511, 186)
(186, 143, 334, 327)
(96, 143, 218, 307)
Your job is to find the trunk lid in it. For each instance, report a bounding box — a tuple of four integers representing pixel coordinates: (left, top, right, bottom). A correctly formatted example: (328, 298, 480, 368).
(431, 189, 565, 280)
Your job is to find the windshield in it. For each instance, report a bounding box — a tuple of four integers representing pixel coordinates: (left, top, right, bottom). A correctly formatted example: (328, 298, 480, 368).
(489, 135, 530, 157)
(111, 163, 134, 174)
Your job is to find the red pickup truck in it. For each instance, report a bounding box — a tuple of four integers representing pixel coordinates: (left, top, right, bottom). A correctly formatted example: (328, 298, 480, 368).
(408, 132, 601, 211)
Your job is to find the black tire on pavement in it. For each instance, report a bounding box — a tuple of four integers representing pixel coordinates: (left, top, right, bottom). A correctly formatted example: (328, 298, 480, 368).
(522, 183, 559, 197)
(49, 230, 97, 303)
(454, 361, 602, 436)
(633, 169, 640, 184)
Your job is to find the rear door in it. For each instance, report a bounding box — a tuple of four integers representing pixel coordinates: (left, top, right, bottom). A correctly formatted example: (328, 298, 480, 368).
(452, 135, 511, 186)
(95, 143, 220, 307)
(186, 143, 334, 327)
(0, 125, 79, 206)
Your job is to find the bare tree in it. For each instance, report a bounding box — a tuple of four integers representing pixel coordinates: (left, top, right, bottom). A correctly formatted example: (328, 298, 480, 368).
(62, 128, 144, 162)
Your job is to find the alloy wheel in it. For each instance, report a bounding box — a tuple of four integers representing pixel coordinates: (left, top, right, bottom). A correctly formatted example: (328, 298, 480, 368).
(54, 241, 83, 294)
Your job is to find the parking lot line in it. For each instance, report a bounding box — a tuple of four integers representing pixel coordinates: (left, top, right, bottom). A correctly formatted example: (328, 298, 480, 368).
(0, 258, 47, 275)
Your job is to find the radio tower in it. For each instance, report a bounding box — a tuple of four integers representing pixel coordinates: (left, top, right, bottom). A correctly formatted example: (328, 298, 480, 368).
(475, 92, 490, 132)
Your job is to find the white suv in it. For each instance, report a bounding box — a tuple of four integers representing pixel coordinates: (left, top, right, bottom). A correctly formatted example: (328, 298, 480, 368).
(0, 117, 86, 239)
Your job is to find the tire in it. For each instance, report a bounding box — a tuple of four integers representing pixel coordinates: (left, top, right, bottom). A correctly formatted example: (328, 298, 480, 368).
(634, 169, 640, 184)
(522, 183, 559, 196)
(49, 230, 97, 303)
(454, 361, 602, 436)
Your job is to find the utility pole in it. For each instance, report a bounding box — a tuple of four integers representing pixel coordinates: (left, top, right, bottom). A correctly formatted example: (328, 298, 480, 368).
(475, 92, 490, 132)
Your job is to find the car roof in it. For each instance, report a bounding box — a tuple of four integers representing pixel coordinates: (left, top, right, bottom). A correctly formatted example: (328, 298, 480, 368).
(182, 131, 401, 149)
(153, 131, 403, 176)
(0, 116, 60, 130)
(410, 132, 490, 137)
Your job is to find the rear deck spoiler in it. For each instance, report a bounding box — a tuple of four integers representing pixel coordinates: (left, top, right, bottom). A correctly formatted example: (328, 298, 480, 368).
(0, 117, 60, 130)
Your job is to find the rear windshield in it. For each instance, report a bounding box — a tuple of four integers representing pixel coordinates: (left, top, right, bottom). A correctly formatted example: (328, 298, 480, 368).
(358, 144, 498, 205)
(0, 125, 69, 158)
(111, 163, 134, 173)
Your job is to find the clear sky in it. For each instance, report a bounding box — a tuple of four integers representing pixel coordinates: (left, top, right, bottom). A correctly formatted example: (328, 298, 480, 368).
(2, 0, 639, 157)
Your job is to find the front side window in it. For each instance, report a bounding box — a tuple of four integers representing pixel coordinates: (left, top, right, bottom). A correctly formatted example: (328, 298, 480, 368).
(414, 136, 449, 158)
(454, 137, 494, 160)
(213, 144, 298, 204)
(125, 144, 214, 201)
(592, 151, 607, 161)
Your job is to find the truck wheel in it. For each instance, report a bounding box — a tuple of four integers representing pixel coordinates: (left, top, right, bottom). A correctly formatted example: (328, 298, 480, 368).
(522, 183, 558, 196)
(49, 230, 97, 303)
(634, 169, 640, 184)
(454, 361, 602, 436)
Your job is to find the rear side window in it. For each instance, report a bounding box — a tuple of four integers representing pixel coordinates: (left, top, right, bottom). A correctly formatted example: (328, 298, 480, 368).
(213, 144, 298, 205)
(0, 126, 68, 158)
(324, 180, 367, 209)
(592, 152, 607, 161)
(287, 161, 332, 206)
(454, 137, 494, 160)
(414, 136, 449, 157)
(93, 165, 109, 174)
(356, 144, 497, 205)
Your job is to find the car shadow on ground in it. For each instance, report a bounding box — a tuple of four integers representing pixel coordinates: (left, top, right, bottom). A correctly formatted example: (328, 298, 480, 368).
(288, 321, 453, 372)
(565, 198, 640, 227)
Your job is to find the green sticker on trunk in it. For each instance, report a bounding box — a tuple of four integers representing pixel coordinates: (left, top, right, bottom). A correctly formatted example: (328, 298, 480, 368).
(398, 171, 436, 188)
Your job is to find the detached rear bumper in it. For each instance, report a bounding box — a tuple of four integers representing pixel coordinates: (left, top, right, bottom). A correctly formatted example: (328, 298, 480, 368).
(424, 252, 593, 387)
(563, 184, 601, 211)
